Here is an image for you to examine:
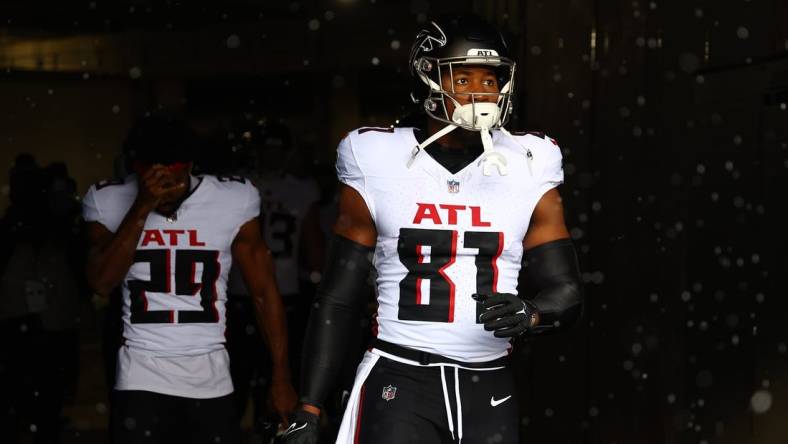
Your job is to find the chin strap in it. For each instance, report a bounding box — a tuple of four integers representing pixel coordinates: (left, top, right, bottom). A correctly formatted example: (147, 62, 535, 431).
(406, 124, 458, 168)
(477, 127, 508, 176)
(407, 123, 528, 178)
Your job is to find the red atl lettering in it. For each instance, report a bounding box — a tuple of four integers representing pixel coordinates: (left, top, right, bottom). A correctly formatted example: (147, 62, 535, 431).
(470, 206, 491, 227)
(413, 203, 442, 225)
(188, 230, 206, 246)
(141, 229, 165, 247)
(438, 204, 465, 225)
(140, 229, 205, 246)
(162, 229, 185, 245)
(412, 203, 491, 227)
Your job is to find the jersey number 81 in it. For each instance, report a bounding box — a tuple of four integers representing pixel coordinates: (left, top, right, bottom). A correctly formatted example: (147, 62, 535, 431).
(398, 228, 503, 323)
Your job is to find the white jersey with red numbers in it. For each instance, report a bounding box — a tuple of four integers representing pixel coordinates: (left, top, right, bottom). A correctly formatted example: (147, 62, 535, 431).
(82, 174, 260, 398)
(337, 127, 563, 362)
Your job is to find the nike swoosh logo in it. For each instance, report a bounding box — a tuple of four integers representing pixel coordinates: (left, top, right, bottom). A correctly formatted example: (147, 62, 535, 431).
(341, 390, 351, 407)
(282, 422, 307, 437)
(490, 395, 512, 407)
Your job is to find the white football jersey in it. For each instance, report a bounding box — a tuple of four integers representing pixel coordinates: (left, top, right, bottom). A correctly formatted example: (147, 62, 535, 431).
(337, 127, 563, 362)
(227, 174, 320, 296)
(82, 174, 260, 397)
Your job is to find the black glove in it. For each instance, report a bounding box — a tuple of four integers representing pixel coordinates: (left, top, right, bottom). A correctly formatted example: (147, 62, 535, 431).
(474, 293, 537, 338)
(278, 409, 320, 444)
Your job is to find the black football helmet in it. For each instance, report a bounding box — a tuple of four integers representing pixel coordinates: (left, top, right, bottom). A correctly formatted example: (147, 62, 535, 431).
(409, 15, 516, 131)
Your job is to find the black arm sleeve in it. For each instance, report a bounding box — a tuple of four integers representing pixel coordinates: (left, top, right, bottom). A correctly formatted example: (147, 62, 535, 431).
(300, 234, 374, 409)
(520, 238, 584, 335)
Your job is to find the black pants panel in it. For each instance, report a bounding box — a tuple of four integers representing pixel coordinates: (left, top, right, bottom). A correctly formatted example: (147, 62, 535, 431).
(111, 390, 239, 444)
(354, 356, 518, 444)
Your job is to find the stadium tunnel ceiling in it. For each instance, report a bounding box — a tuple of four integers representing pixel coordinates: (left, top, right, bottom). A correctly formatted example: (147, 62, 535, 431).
(0, 0, 504, 76)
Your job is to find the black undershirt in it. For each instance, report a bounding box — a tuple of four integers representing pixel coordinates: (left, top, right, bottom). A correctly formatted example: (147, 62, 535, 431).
(413, 128, 483, 174)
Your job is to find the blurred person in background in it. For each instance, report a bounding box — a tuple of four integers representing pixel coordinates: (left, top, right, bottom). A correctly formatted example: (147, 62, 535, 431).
(83, 114, 297, 444)
(0, 155, 88, 444)
(224, 117, 321, 441)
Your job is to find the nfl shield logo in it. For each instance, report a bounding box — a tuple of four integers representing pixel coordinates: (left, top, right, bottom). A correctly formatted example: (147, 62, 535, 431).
(381, 385, 397, 402)
(447, 180, 460, 193)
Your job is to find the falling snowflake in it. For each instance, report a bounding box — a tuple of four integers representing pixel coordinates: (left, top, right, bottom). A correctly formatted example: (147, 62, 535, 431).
(679, 53, 700, 73)
(226, 34, 241, 49)
(623, 360, 634, 371)
(750, 390, 772, 414)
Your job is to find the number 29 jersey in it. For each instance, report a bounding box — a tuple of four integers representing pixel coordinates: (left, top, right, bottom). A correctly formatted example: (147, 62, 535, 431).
(337, 127, 564, 362)
(82, 175, 260, 355)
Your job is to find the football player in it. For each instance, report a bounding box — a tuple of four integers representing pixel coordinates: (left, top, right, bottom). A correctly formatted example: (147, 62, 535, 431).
(224, 119, 321, 438)
(83, 115, 298, 443)
(284, 15, 584, 444)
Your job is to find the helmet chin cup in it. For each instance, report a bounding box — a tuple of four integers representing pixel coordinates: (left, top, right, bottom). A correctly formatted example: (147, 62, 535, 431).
(451, 102, 501, 130)
(479, 151, 508, 176)
(478, 126, 508, 176)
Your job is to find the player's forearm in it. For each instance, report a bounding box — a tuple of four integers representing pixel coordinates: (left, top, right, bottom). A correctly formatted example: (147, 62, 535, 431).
(251, 284, 291, 379)
(300, 234, 373, 409)
(522, 238, 584, 334)
(87, 201, 153, 295)
(300, 296, 361, 410)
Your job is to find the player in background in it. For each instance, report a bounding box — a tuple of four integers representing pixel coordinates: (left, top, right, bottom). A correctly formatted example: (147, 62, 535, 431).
(223, 118, 321, 439)
(284, 15, 584, 444)
(83, 115, 297, 443)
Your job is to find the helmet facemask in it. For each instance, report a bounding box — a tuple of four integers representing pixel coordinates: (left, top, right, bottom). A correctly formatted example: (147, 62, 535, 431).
(406, 16, 519, 176)
(414, 54, 516, 132)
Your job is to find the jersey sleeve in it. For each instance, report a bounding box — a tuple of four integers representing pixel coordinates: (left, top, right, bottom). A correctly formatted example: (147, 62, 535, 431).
(533, 135, 564, 196)
(335, 133, 376, 220)
(81, 185, 103, 225)
(240, 181, 261, 224)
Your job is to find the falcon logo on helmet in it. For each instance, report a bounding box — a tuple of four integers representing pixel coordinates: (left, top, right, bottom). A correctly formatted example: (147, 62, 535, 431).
(412, 22, 447, 54)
